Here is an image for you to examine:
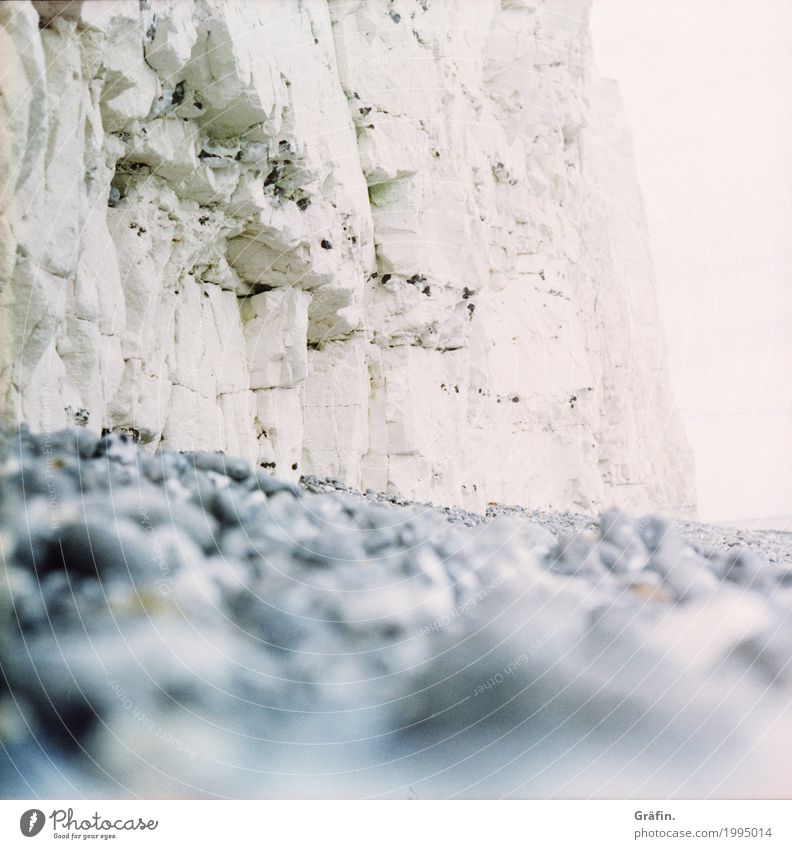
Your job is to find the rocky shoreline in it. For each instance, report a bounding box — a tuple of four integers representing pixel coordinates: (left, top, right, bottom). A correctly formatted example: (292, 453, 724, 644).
(1, 426, 790, 798)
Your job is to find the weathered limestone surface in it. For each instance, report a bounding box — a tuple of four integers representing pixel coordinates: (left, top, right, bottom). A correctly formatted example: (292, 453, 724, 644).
(0, 0, 695, 515)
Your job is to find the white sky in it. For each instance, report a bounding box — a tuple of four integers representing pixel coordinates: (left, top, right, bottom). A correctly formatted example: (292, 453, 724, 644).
(591, 0, 792, 526)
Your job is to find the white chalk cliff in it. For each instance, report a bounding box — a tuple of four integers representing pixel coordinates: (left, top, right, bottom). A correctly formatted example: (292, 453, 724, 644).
(0, 0, 695, 515)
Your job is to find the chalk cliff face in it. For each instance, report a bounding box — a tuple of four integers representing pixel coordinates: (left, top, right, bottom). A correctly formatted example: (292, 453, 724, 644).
(0, 0, 695, 515)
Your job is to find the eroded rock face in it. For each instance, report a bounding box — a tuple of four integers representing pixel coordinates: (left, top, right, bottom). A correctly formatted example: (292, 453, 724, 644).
(0, 0, 695, 515)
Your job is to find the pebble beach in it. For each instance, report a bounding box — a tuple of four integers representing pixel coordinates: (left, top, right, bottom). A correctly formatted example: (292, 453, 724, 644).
(2, 426, 791, 799)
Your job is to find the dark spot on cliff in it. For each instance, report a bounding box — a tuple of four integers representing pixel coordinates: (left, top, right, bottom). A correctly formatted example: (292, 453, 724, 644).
(422, 285, 431, 296)
(353, 91, 360, 99)
(462, 286, 474, 299)
(235, 150, 243, 161)
(107, 187, 121, 208)
(291, 462, 298, 471)
(193, 100, 203, 110)
(454, 385, 459, 393)
(359, 106, 372, 116)
(539, 269, 546, 281)
(432, 149, 440, 158)
(198, 215, 209, 225)
(440, 383, 447, 391)
(203, 291, 209, 298)
(350, 235, 358, 244)
(279, 139, 291, 151)
(407, 274, 427, 286)
(260, 462, 276, 470)
(381, 273, 392, 284)
(418, 0, 429, 9)
(264, 166, 281, 186)
(146, 14, 157, 41)
(171, 81, 185, 106)
(102, 427, 141, 444)
(370, 272, 379, 279)
(66, 407, 90, 427)
(314, 37, 319, 44)
(296, 197, 311, 211)
(365, 124, 375, 130)
(569, 394, 577, 409)
(388, 9, 401, 23)
(321, 239, 333, 250)
(467, 302, 476, 317)
(510, 395, 520, 403)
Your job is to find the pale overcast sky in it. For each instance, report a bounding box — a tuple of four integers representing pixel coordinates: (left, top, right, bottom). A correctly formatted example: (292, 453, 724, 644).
(591, 0, 792, 526)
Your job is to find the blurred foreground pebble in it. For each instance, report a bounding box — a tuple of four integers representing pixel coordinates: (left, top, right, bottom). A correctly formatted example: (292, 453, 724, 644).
(1, 426, 790, 798)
